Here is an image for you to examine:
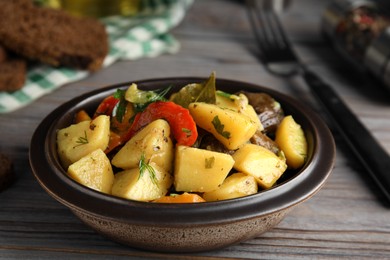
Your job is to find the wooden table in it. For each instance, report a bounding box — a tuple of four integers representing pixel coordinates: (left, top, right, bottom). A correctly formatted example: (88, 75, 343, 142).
(1, 0, 390, 259)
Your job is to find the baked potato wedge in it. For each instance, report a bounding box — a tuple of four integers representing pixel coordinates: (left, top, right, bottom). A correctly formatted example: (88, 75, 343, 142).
(57, 115, 110, 169)
(174, 145, 234, 192)
(232, 143, 287, 189)
(67, 149, 114, 194)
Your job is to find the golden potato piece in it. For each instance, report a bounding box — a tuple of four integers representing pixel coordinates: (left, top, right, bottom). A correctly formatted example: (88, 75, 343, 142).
(57, 115, 110, 169)
(216, 93, 263, 132)
(275, 115, 308, 169)
(67, 149, 114, 194)
(111, 119, 174, 173)
(174, 145, 235, 193)
(202, 172, 258, 201)
(111, 162, 172, 202)
(188, 102, 257, 150)
(232, 143, 287, 189)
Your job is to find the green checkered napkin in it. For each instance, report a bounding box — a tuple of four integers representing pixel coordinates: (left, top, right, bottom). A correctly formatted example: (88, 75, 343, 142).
(0, 0, 193, 113)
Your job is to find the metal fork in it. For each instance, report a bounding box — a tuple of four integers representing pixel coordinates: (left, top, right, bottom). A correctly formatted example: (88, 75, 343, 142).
(246, 0, 390, 204)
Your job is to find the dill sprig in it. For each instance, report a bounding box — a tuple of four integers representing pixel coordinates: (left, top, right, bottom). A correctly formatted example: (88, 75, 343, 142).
(138, 153, 158, 186)
(133, 86, 172, 112)
(73, 130, 89, 148)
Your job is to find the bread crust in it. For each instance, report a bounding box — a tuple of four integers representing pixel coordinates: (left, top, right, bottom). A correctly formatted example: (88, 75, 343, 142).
(0, 153, 14, 191)
(0, 0, 108, 71)
(0, 45, 26, 92)
(0, 59, 26, 92)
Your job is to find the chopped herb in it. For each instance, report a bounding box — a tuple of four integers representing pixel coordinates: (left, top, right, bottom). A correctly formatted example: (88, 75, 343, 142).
(154, 86, 172, 100)
(212, 116, 231, 139)
(139, 153, 158, 186)
(73, 130, 89, 148)
(216, 90, 234, 100)
(182, 128, 192, 137)
(205, 156, 215, 169)
(113, 89, 127, 123)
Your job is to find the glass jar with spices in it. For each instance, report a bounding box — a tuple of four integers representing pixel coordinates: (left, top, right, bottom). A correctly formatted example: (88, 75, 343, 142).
(322, 0, 390, 92)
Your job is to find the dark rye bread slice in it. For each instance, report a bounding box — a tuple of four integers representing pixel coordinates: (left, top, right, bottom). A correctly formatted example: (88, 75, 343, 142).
(0, 45, 26, 92)
(0, 153, 14, 191)
(0, 45, 6, 63)
(0, 0, 108, 71)
(0, 59, 26, 92)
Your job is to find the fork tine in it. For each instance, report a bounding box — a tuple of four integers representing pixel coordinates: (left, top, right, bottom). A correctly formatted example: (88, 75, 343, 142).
(247, 0, 270, 56)
(246, 0, 297, 63)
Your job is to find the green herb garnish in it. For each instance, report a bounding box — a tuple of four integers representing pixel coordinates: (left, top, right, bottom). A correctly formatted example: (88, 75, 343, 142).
(139, 153, 158, 186)
(205, 156, 215, 169)
(127, 84, 171, 112)
(113, 88, 127, 123)
(182, 128, 192, 137)
(73, 130, 89, 148)
(216, 90, 234, 100)
(212, 116, 231, 139)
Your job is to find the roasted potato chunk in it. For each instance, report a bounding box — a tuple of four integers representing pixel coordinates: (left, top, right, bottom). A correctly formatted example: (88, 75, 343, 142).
(202, 172, 258, 201)
(111, 119, 174, 173)
(275, 115, 307, 169)
(57, 115, 110, 169)
(111, 162, 172, 202)
(232, 143, 287, 189)
(188, 102, 257, 150)
(174, 145, 235, 192)
(67, 149, 114, 194)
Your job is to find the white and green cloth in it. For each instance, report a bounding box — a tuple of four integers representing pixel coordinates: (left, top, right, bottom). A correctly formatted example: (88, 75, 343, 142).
(0, 0, 193, 113)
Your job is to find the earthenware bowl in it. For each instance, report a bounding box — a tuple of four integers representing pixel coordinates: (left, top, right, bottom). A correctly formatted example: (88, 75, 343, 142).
(30, 77, 335, 253)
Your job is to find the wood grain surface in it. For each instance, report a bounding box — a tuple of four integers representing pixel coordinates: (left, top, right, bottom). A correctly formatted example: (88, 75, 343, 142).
(1, 0, 390, 259)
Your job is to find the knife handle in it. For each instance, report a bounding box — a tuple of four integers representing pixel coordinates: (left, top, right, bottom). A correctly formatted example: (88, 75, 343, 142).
(303, 69, 390, 203)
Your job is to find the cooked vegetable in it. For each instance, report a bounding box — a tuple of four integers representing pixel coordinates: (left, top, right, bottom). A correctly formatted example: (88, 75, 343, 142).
(111, 119, 174, 173)
(124, 101, 198, 147)
(109, 101, 135, 133)
(111, 162, 172, 202)
(56, 73, 308, 203)
(174, 145, 235, 192)
(125, 83, 170, 111)
(57, 115, 110, 169)
(232, 143, 287, 189)
(93, 92, 136, 153)
(169, 71, 216, 108)
(188, 102, 257, 150)
(153, 192, 206, 203)
(275, 115, 307, 169)
(216, 92, 263, 132)
(67, 149, 114, 194)
(104, 102, 136, 153)
(241, 91, 284, 134)
(250, 130, 280, 155)
(198, 133, 234, 155)
(202, 172, 258, 201)
(93, 95, 119, 118)
(74, 110, 91, 123)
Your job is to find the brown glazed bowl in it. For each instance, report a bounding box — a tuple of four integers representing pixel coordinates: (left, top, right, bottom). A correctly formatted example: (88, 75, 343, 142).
(30, 77, 335, 253)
